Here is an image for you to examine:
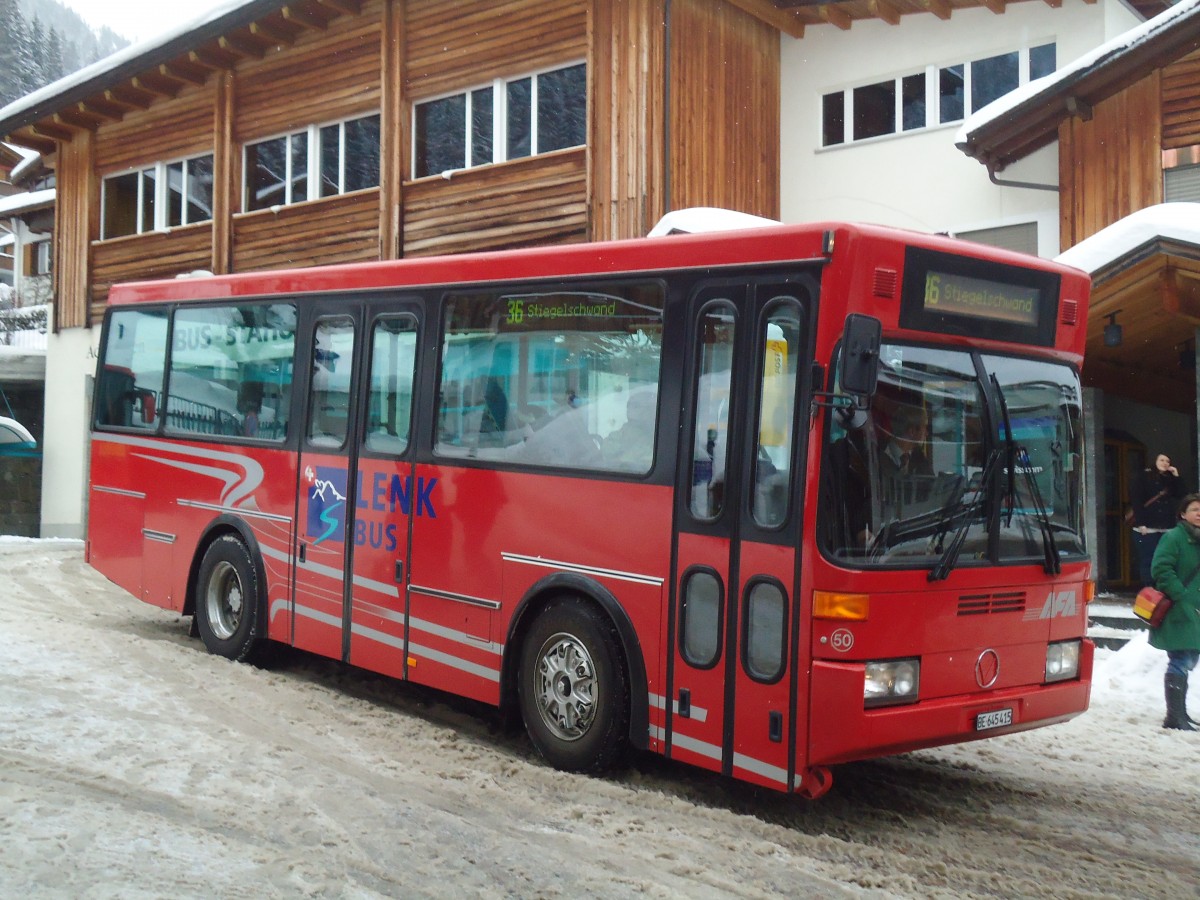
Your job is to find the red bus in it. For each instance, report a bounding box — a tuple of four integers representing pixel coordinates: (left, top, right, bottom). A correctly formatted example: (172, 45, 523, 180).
(87, 220, 1093, 798)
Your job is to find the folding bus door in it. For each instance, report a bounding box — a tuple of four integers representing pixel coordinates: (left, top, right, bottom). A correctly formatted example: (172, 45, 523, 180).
(668, 279, 813, 792)
(346, 305, 422, 682)
(293, 305, 362, 661)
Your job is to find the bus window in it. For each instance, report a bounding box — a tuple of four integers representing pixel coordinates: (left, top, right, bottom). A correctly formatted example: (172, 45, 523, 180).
(435, 283, 664, 473)
(96, 308, 167, 430)
(365, 315, 418, 455)
(307, 318, 355, 447)
(752, 301, 802, 528)
(744, 579, 787, 683)
(166, 303, 296, 440)
(689, 303, 736, 519)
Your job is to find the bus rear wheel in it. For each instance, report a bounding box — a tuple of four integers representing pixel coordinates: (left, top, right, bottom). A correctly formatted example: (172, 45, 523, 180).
(194, 535, 263, 663)
(518, 597, 629, 773)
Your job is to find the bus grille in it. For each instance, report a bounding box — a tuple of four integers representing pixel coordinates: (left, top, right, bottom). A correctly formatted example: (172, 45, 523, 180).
(873, 267, 898, 298)
(957, 592, 1026, 616)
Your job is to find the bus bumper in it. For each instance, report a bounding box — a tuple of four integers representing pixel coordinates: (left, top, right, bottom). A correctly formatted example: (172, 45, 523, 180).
(806, 641, 1094, 766)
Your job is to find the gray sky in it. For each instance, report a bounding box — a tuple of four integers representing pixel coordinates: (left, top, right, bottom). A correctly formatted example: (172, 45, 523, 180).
(63, 0, 229, 43)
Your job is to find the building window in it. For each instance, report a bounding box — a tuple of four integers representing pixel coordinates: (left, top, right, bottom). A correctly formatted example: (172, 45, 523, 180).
(245, 113, 380, 212)
(822, 43, 1055, 147)
(954, 222, 1039, 256)
(101, 153, 214, 239)
(1164, 146, 1200, 202)
(413, 62, 586, 179)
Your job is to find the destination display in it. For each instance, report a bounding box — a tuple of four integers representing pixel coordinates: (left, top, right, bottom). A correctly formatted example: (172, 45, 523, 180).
(922, 271, 1041, 327)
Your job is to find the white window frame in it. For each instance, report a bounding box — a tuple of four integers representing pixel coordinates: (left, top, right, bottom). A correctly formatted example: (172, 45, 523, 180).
(821, 42, 1054, 148)
(412, 60, 586, 179)
(243, 112, 381, 211)
(100, 150, 215, 240)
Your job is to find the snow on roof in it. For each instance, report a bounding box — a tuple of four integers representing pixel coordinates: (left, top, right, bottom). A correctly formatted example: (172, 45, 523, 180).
(1054, 203, 1200, 274)
(0, 189, 56, 217)
(10, 151, 43, 183)
(0, 0, 262, 130)
(956, 0, 1200, 146)
(647, 207, 780, 237)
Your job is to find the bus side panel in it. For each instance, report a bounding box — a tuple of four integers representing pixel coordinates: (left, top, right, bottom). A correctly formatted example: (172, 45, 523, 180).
(88, 437, 148, 604)
(408, 464, 673, 710)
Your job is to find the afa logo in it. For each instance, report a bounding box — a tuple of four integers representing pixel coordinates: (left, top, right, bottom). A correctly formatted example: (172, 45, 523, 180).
(306, 466, 348, 545)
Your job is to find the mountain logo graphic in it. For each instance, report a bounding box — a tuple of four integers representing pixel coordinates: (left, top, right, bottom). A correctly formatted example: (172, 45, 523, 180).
(306, 466, 347, 545)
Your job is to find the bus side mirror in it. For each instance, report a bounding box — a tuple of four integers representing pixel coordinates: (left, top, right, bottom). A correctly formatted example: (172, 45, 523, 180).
(840, 314, 881, 399)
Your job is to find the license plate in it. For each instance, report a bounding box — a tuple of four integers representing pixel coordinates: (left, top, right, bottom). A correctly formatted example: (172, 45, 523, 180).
(975, 708, 1013, 731)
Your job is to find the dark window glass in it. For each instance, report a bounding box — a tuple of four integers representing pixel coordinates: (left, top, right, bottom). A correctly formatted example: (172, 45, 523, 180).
(1030, 43, 1056, 80)
(744, 581, 787, 682)
(319, 123, 341, 197)
(166, 161, 184, 227)
(822, 92, 845, 147)
(96, 308, 168, 430)
(471, 88, 494, 166)
(308, 318, 356, 448)
(507, 77, 532, 159)
(853, 80, 895, 141)
(167, 304, 297, 441)
(681, 571, 722, 667)
(344, 115, 380, 192)
(103, 172, 139, 238)
(247, 136, 288, 211)
(415, 95, 466, 178)
(939, 65, 964, 123)
(187, 155, 214, 224)
(366, 316, 419, 455)
(902, 73, 926, 131)
(690, 304, 736, 519)
(290, 132, 308, 203)
(971, 51, 1019, 113)
(537, 63, 586, 153)
(140, 168, 156, 232)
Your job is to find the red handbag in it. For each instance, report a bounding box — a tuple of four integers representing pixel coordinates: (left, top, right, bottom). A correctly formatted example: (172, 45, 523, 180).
(1133, 586, 1173, 628)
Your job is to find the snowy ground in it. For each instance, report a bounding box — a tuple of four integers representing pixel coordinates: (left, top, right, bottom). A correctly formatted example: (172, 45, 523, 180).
(2, 538, 1197, 899)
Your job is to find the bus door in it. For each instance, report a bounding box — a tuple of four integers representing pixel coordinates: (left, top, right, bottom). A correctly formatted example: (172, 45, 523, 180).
(293, 307, 362, 661)
(669, 280, 811, 792)
(345, 307, 422, 681)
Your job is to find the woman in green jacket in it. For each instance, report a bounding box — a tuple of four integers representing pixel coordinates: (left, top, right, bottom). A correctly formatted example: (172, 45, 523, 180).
(1149, 492, 1200, 731)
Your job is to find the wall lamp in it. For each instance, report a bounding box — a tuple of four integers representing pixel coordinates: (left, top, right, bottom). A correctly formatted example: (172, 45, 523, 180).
(1103, 311, 1123, 348)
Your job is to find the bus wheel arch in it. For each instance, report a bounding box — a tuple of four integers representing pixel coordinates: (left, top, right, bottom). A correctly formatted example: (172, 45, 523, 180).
(187, 518, 269, 663)
(505, 575, 650, 768)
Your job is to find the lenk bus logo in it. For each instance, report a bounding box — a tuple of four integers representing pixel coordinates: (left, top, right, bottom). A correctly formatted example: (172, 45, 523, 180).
(1035, 589, 1077, 620)
(306, 466, 348, 546)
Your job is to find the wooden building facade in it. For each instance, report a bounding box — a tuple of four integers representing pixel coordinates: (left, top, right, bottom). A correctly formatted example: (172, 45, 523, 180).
(0, 0, 781, 333)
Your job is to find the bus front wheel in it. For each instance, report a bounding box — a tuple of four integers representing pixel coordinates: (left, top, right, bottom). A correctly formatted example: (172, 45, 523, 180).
(518, 597, 629, 773)
(194, 535, 263, 663)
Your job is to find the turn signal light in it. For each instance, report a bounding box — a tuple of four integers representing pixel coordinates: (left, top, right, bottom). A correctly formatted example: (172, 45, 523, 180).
(813, 590, 869, 621)
(1083, 581, 1096, 605)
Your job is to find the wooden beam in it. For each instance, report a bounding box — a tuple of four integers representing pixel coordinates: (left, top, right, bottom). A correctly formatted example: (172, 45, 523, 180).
(922, 0, 952, 18)
(57, 107, 107, 129)
(981, 0, 1006, 13)
(1042, 0, 1063, 7)
(132, 72, 183, 98)
(820, 3, 853, 29)
(32, 120, 77, 141)
(249, 19, 300, 45)
(11, 128, 57, 155)
(78, 96, 126, 119)
(281, 4, 334, 30)
(161, 60, 210, 86)
(219, 33, 270, 60)
(869, 0, 901, 25)
(191, 46, 241, 71)
(106, 85, 155, 110)
(314, 0, 363, 14)
(719, 0, 806, 38)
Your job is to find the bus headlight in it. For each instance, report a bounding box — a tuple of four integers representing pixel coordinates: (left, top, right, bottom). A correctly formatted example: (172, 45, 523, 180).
(864, 658, 920, 708)
(1045, 640, 1081, 683)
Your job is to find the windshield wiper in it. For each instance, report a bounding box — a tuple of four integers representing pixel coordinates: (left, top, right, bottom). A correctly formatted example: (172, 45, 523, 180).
(990, 373, 1061, 575)
(928, 448, 999, 582)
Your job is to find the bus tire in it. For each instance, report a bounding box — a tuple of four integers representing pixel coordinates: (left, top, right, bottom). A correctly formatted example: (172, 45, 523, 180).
(518, 597, 629, 773)
(194, 534, 263, 663)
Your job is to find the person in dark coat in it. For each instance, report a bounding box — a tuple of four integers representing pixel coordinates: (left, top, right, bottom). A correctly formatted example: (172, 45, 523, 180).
(1130, 453, 1184, 587)
(1149, 492, 1200, 731)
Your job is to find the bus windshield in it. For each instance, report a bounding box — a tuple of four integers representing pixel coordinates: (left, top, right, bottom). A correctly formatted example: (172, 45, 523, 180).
(821, 343, 1086, 569)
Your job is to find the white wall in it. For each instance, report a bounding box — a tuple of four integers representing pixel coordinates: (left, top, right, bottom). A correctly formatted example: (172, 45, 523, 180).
(780, 0, 1141, 257)
(39, 323, 100, 539)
